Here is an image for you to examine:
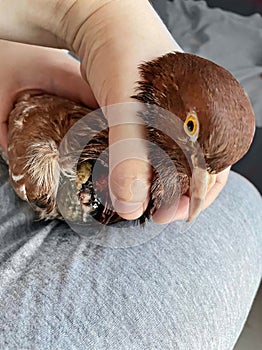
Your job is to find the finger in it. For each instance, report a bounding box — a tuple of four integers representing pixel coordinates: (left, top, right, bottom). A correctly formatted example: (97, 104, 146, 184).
(0, 121, 8, 151)
(152, 168, 230, 224)
(108, 117, 152, 220)
(0, 92, 15, 150)
(109, 157, 151, 220)
(207, 174, 217, 192)
(40, 59, 98, 109)
(201, 167, 230, 211)
(152, 194, 189, 224)
(52, 70, 98, 109)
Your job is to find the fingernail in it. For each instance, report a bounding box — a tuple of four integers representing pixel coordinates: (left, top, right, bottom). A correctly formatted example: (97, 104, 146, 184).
(110, 176, 150, 203)
(129, 179, 149, 202)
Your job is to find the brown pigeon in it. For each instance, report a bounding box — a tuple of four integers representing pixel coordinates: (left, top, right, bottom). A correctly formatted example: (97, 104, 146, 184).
(7, 52, 255, 225)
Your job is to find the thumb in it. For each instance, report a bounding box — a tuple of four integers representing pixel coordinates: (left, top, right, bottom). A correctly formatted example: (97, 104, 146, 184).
(105, 103, 152, 220)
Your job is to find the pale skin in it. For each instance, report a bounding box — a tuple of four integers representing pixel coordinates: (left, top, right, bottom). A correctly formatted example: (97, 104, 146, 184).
(0, 0, 230, 223)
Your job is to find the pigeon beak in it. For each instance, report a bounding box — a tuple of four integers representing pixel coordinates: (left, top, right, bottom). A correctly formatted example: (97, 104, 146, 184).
(187, 167, 209, 222)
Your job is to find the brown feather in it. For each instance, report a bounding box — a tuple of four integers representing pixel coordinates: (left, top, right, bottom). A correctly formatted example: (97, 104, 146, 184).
(134, 52, 255, 173)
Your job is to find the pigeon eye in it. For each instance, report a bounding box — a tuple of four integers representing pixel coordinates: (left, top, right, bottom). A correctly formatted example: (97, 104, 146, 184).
(184, 114, 199, 137)
(187, 120, 194, 132)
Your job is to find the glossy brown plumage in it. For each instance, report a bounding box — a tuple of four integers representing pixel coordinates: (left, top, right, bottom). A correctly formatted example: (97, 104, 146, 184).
(8, 94, 90, 219)
(134, 52, 255, 173)
(7, 52, 255, 224)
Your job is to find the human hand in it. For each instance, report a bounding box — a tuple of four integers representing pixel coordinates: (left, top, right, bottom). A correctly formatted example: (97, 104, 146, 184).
(152, 167, 231, 223)
(0, 40, 97, 151)
(56, 0, 184, 221)
(54, 1, 231, 223)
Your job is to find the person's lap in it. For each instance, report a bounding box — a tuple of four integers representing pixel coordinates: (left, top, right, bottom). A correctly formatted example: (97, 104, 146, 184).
(0, 155, 261, 349)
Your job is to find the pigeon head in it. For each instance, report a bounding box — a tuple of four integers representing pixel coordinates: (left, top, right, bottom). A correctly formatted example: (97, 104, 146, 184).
(133, 52, 255, 220)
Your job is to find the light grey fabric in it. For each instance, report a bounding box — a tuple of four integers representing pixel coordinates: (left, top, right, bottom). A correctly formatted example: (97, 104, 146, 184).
(154, 0, 262, 127)
(0, 158, 262, 349)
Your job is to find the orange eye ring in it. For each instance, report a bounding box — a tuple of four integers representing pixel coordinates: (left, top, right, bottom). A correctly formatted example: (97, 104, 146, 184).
(184, 114, 199, 136)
